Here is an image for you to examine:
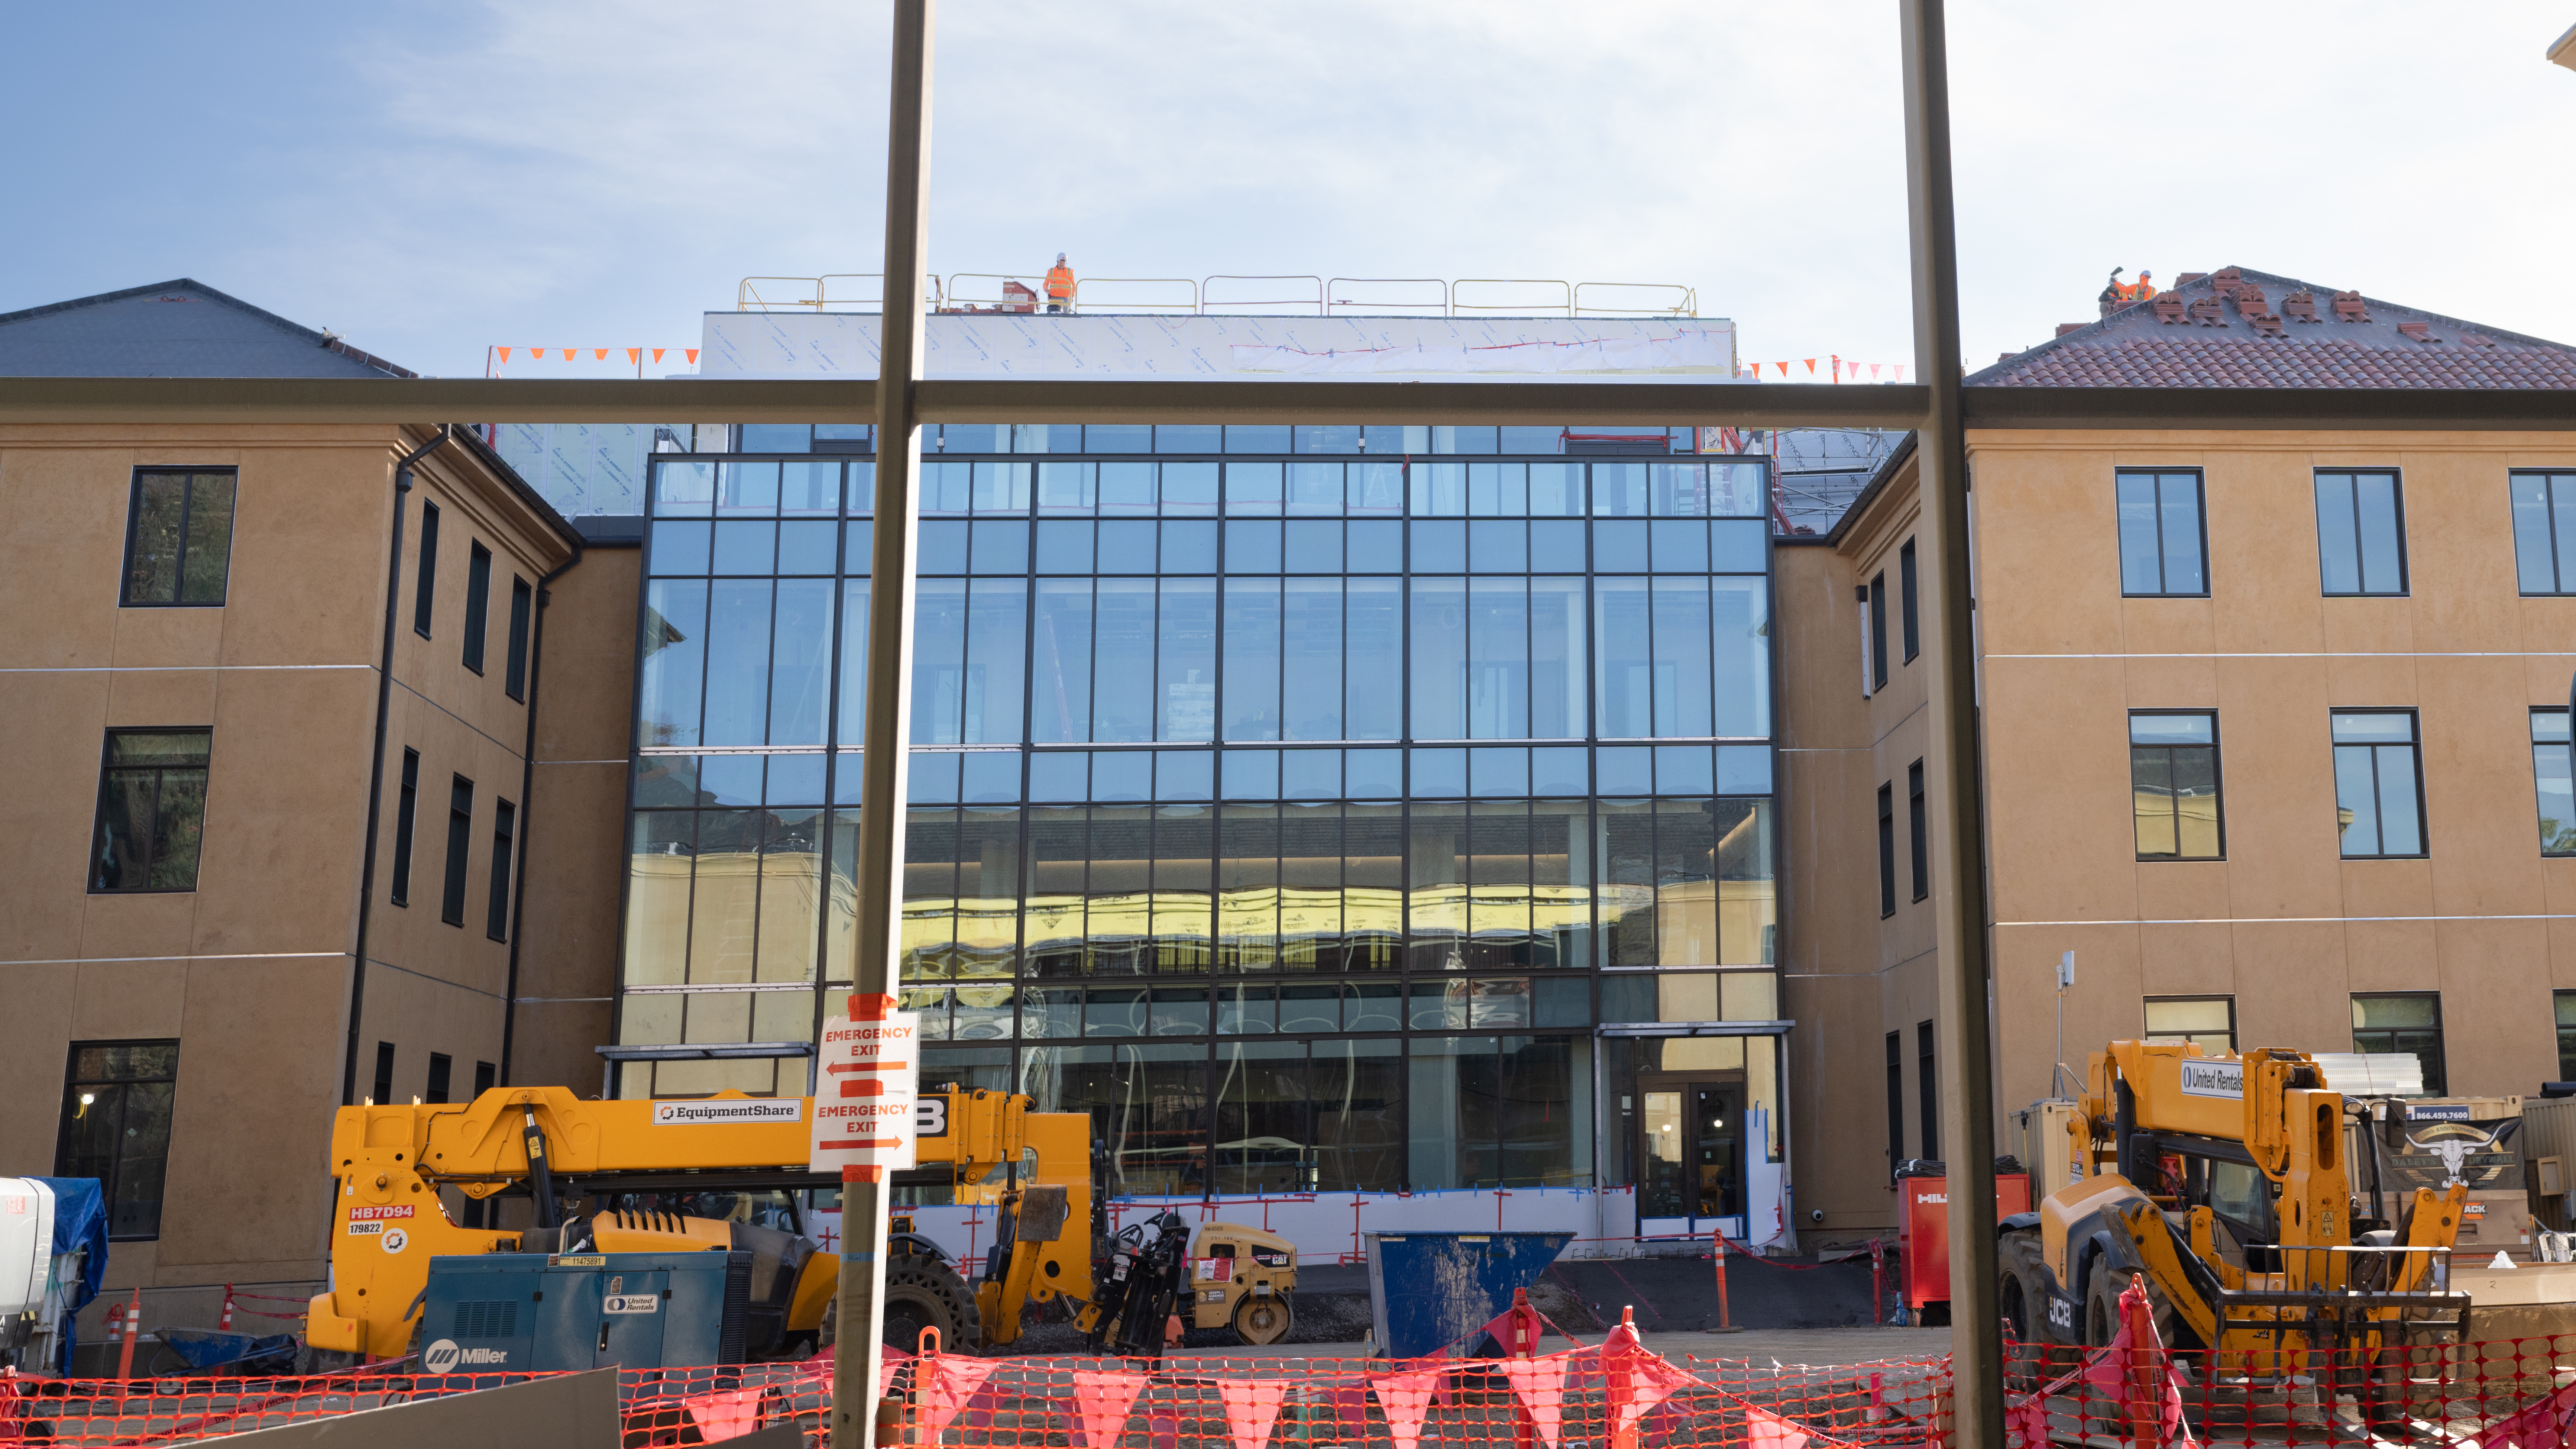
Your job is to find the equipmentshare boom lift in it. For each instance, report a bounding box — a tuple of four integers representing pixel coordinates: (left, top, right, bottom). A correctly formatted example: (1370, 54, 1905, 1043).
(305, 1086, 1297, 1366)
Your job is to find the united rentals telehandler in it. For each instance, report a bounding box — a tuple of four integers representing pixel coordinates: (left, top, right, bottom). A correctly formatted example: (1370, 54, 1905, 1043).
(303, 1085, 1297, 1367)
(1997, 1042, 2470, 1423)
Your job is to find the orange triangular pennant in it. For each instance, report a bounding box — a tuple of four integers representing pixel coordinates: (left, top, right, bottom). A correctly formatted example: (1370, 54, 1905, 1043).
(1070, 1370, 1147, 1449)
(625, 348, 640, 364)
(593, 348, 609, 360)
(685, 348, 700, 364)
(561, 348, 576, 360)
(1803, 358, 1817, 375)
(1745, 1406, 1810, 1449)
(496, 348, 512, 362)
(1496, 1355, 1570, 1449)
(530, 348, 546, 358)
(919, 1356, 1003, 1436)
(652, 348, 667, 362)
(1214, 1379, 1289, 1449)
(1870, 363, 1882, 380)
(1370, 1370, 1443, 1449)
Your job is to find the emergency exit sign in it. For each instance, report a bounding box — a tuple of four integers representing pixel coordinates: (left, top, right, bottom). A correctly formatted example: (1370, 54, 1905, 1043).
(811, 1006, 920, 1173)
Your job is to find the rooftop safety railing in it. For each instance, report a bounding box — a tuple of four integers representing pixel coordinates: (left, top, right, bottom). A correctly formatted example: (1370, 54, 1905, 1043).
(734, 273, 1701, 317)
(737, 274, 944, 311)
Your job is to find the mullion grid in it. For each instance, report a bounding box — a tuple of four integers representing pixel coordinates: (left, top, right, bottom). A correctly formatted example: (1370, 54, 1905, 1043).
(630, 447, 1769, 1114)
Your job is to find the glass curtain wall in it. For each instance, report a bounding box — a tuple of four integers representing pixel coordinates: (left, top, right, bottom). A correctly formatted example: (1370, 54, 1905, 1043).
(622, 427, 1779, 1190)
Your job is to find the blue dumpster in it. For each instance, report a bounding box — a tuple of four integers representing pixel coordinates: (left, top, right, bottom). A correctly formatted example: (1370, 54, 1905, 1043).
(1364, 1231, 1572, 1359)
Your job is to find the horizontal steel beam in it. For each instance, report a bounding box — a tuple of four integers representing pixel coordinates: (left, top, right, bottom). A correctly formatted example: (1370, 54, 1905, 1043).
(0, 375, 1925, 428)
(911, 379, 1928, 427)
(7, 375, 2572, 431)
(1961, 385, 2576, 431)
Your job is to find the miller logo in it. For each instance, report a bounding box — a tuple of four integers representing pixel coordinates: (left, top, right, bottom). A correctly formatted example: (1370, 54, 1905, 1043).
(423, 1338, 508, 1371)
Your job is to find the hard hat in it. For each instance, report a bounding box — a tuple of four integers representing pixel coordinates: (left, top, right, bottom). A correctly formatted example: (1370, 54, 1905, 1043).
(1057, 253, 1067, 264)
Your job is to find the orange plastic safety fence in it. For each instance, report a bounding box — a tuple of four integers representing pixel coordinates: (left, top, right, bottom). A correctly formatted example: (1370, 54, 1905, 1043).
(2004, 1331, 2576, 1448)
(16, 1332, 2576, 1449)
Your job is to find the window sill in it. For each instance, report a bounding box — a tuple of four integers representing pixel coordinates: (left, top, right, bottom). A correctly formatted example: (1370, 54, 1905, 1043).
(116, 600, 227, 610)
(87, 887, 199, 897)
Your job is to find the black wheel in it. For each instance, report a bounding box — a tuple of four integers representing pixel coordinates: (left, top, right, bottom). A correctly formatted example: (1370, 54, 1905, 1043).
(882, 1248, 983, 1356)
(2084, 1259, 2122, 1349)
(1233, 1293, 1293, 1347)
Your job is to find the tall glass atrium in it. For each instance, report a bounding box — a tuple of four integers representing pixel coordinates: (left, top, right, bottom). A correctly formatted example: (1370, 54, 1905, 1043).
(619, 422, 1784, 1221)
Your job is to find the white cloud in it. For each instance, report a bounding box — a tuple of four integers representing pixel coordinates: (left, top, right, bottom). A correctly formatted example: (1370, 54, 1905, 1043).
(13, 1, 2567, 376)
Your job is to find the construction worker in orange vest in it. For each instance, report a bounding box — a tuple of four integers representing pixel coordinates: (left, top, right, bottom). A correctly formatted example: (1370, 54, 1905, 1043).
(2120, 269, 2158, 304)
(1045, 254, 1075, 314)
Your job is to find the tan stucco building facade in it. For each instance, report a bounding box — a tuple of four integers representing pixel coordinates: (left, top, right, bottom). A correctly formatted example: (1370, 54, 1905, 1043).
(0, 417, 630, 1339)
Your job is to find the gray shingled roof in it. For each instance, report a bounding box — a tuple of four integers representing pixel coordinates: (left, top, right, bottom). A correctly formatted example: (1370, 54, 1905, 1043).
(0, 278, 416, 378)
(1969, 266, 2576, 390)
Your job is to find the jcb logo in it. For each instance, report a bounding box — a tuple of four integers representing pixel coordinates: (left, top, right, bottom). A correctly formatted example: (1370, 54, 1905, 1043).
(2046, 1298, 2073, 1331)
(917, 1098, 947, 1137)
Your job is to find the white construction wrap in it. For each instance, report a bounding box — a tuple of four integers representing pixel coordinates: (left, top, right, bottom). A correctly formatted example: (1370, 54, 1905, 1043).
(699, 313, 1740, 384)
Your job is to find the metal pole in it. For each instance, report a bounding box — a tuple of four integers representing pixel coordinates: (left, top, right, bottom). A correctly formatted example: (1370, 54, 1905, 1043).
(1899, 2, 2003, 1445)
(834, 3, 933, 1446)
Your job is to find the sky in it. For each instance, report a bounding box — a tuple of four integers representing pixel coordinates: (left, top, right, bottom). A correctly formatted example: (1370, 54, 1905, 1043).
(5, 2, 2572, 380)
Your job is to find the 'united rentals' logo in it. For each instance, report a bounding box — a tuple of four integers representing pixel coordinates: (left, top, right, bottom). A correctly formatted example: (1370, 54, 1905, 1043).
(423, 1339, 508, 1371)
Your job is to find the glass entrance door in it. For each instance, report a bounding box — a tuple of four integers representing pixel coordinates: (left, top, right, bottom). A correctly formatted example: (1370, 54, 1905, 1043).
(1637, 1082, 1743, 1237)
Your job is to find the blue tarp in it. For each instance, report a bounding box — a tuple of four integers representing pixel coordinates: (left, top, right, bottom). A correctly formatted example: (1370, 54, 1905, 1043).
(34, 1178, 106, 1375)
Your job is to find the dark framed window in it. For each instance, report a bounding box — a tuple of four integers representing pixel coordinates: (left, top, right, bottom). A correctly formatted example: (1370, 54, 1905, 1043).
(1897, 538, 1920, 661)
(2145, 995, 2236, 1055)
(463, 542, 493, 673)
(89, 730, 211, 893)
(442, 777, 474, 926)
(56, 1042, 178, 1240)
(372, 1042, 395, 1105)
(486, 798, 517, 941)
(426, 1053, 453, 1104)
(2533, 711, 2576, 855)
(1877, 782, 1897, 917)
(2314, 470, 2408, 596)
(1916, 1021, 1939, 1162)
(413, 501, 440, 637)
(1907, 760, 1928, 901)
(473, 1061, 497, 1097)
(120, 469, 236, 606)
(2557, 992, 2576, 1082)
(1885, 1030, 1904, 1175)
(504, 576, 533, 701)
(2332, 711, 2425, 858)
(1868, 572, 1889, 690)
(2116, 470, 2206, 597)
(2509, 472, 2576, 595)
(2132, 712, 2223, 860)
(392, 748, 420, 905)
(2352, 993, 2445, 1095)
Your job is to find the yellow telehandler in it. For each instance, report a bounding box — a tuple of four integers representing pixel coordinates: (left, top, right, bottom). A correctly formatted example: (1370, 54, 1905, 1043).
(1998, 1043, 2469, 1422)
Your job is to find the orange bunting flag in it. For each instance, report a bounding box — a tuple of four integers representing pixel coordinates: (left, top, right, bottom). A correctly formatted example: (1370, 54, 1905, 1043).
(685, 349, 700, 364)
(652, 348, 667, 363)
(1870, 364, 1882, 380)
(625, 348, 640, 364)
(1803, 358, 1818, 375)
(530, 348, 546, 358)
(593, 348, 609, 361)
(496, 348, 512, 363)
(561, 349, 576, 361)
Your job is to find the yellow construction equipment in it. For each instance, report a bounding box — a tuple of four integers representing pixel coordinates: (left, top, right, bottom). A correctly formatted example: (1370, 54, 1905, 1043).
(1998, 1042, 2468, 1408)
(303, 1085, 1295, 1365)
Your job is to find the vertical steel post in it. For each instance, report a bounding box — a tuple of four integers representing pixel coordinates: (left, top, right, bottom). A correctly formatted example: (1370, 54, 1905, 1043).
(834, 3, 934, 1445)
(1900, 1, 2004, 1445)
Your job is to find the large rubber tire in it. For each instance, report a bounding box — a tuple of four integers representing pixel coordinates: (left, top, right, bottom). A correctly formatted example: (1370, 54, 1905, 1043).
(884, 1249, 984, 1356)
(1999, 1229, 2046, 1388)
(817, 1249, 986, 1356)
(2083, 1258, 2122, 1349)
(1233, 1293, 1294, 1346)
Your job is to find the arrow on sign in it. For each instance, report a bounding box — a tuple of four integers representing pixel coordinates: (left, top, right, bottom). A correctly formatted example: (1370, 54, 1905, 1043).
(825, 1060, 910, 1075)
